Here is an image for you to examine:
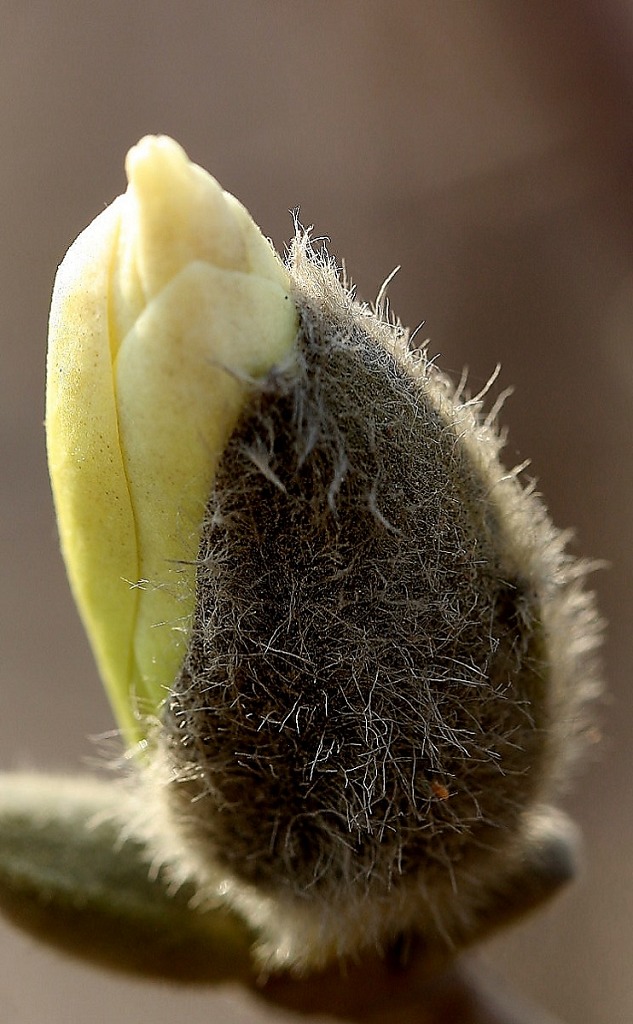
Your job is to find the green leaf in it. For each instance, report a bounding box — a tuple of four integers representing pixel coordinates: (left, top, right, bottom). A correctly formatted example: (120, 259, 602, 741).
(0, 772, 256, 982)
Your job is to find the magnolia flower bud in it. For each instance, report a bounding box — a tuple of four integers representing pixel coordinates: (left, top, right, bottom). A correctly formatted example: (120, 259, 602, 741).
(46, 137, 602, 975)
(146, 234, 601, 970)
(46, 136, 298, 743)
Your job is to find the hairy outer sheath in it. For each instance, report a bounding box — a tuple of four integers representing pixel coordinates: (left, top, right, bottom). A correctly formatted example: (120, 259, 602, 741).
(140, 236, 601, 971)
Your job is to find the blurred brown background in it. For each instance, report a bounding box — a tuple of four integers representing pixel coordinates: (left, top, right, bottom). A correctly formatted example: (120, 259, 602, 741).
(1, 2, 632, 1021)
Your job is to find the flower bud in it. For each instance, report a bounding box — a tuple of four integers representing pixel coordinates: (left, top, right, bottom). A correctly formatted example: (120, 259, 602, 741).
(47, 137, 602, 975)
(46, 136, 298, 744)
(148, 236, 602, 971)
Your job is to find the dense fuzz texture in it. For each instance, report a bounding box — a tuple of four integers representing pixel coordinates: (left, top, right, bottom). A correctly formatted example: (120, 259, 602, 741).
(141, 237, 600, 970)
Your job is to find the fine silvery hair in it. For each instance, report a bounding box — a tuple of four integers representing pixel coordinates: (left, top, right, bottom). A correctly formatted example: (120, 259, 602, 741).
(131, 232, 601, 972)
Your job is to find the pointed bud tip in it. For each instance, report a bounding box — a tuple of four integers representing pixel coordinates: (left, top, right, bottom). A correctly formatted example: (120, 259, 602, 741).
(125, 134, 187, 175)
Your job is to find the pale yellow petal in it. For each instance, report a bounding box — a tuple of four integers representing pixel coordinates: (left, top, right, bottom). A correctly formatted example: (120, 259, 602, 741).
(114, 262, 298, 716)
(46, 197, 141, 739)
(114, 136, 290, 342)
(47, 134, 298, 748)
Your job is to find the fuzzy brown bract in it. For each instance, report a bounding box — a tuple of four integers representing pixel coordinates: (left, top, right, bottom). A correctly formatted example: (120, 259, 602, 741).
(148, 236, 601, 971)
